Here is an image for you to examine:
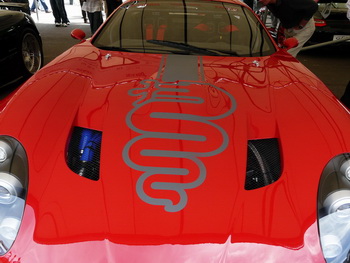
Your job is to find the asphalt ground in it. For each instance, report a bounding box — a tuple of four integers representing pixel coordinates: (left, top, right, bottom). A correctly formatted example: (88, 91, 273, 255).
(298, 45, 350, 99)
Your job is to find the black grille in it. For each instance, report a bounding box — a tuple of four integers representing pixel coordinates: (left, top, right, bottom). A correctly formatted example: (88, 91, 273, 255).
(245, 138, 281, 190)
(66, 127, 102, 181)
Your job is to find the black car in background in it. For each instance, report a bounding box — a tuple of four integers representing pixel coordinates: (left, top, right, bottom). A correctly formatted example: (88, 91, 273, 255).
(0, 0, 30, 14)
(0, 1, 43, 90)
(309, 0, 350, 45)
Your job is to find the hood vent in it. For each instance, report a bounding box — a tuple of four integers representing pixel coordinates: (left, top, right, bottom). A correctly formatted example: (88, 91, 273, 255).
(245, 138, 281, 190)
(66, 127, 102, 181)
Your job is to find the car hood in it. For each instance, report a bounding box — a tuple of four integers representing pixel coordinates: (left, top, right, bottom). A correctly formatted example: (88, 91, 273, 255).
(1, 41, 349, 262)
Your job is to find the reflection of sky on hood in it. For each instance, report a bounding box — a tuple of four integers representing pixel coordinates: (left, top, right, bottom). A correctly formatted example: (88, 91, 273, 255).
(13, 205, 324, 263)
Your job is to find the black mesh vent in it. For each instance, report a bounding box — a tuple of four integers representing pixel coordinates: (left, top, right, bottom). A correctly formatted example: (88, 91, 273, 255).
(66, 127, 102, 181)
(245, 138, 281, 190)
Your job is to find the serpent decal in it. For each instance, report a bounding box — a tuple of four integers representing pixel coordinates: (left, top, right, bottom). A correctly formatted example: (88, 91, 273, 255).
(123, 78, 236, 212)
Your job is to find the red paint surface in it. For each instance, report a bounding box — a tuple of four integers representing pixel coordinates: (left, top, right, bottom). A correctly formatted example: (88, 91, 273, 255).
(0, 16, 348, 262)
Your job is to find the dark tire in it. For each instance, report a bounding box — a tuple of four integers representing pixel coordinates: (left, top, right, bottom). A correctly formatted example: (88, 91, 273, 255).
(340, 81, 350, 109)
(20, 28, 43, 77)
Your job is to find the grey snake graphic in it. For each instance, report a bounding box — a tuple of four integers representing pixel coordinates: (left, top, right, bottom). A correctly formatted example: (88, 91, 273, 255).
(123, 79, 236, 212)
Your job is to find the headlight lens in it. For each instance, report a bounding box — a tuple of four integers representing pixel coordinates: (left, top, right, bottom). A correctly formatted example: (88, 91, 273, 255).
(318, 154, 350, 262)
(0, 137, 28, 255)
(0, 173, 24, 205)
(0, 141, 12, 163)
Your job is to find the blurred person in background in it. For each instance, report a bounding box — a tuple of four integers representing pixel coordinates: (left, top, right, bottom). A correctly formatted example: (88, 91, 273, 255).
(259, 0, 318, 57)
(50, 0, 70, 26)
(80, 0, 88, 23)
(82, 0, 103, 34)
(105, 0, 121, 17)
(243, 0, 254, 9)
(31, 0, 51, 13)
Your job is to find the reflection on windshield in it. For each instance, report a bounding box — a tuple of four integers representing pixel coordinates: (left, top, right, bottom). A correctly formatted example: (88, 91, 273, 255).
(93, 0, 276, 57)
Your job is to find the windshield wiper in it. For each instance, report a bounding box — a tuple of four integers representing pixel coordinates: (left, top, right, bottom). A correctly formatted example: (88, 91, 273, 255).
(207, 49, 239, 56)
(96, 45, 196, 54)
(147, 39, 220, 56)
(97, 42, 240, 56)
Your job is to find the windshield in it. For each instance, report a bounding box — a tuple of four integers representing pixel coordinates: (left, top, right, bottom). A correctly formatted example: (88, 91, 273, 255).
(93, 0, 276, 57)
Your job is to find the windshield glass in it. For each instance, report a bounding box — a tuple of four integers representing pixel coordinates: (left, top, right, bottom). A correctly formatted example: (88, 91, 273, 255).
(93, 0, 276, 57)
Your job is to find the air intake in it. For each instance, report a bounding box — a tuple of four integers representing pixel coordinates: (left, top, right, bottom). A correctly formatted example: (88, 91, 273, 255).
(245, 138, 281, 190)
(66, 127, 102, 181)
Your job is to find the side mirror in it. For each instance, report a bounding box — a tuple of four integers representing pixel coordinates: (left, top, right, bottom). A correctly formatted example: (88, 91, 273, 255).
(282, 37, 298, 50)
(71, 29, 86, 41)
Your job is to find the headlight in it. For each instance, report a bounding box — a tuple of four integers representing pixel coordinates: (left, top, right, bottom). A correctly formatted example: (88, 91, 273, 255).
(0, 137, 28, 256)
(318, 154, 350, 262)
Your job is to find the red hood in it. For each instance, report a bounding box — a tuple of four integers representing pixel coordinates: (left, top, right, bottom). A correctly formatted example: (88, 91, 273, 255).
(1, 41, 349, 262)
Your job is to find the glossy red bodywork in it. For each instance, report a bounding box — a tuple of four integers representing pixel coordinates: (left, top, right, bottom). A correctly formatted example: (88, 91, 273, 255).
(1, 14, 350, 262)
(314, 18, 327, 27)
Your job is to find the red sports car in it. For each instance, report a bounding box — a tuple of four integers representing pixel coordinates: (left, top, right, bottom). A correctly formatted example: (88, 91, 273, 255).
(0, 0, 349, 262)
